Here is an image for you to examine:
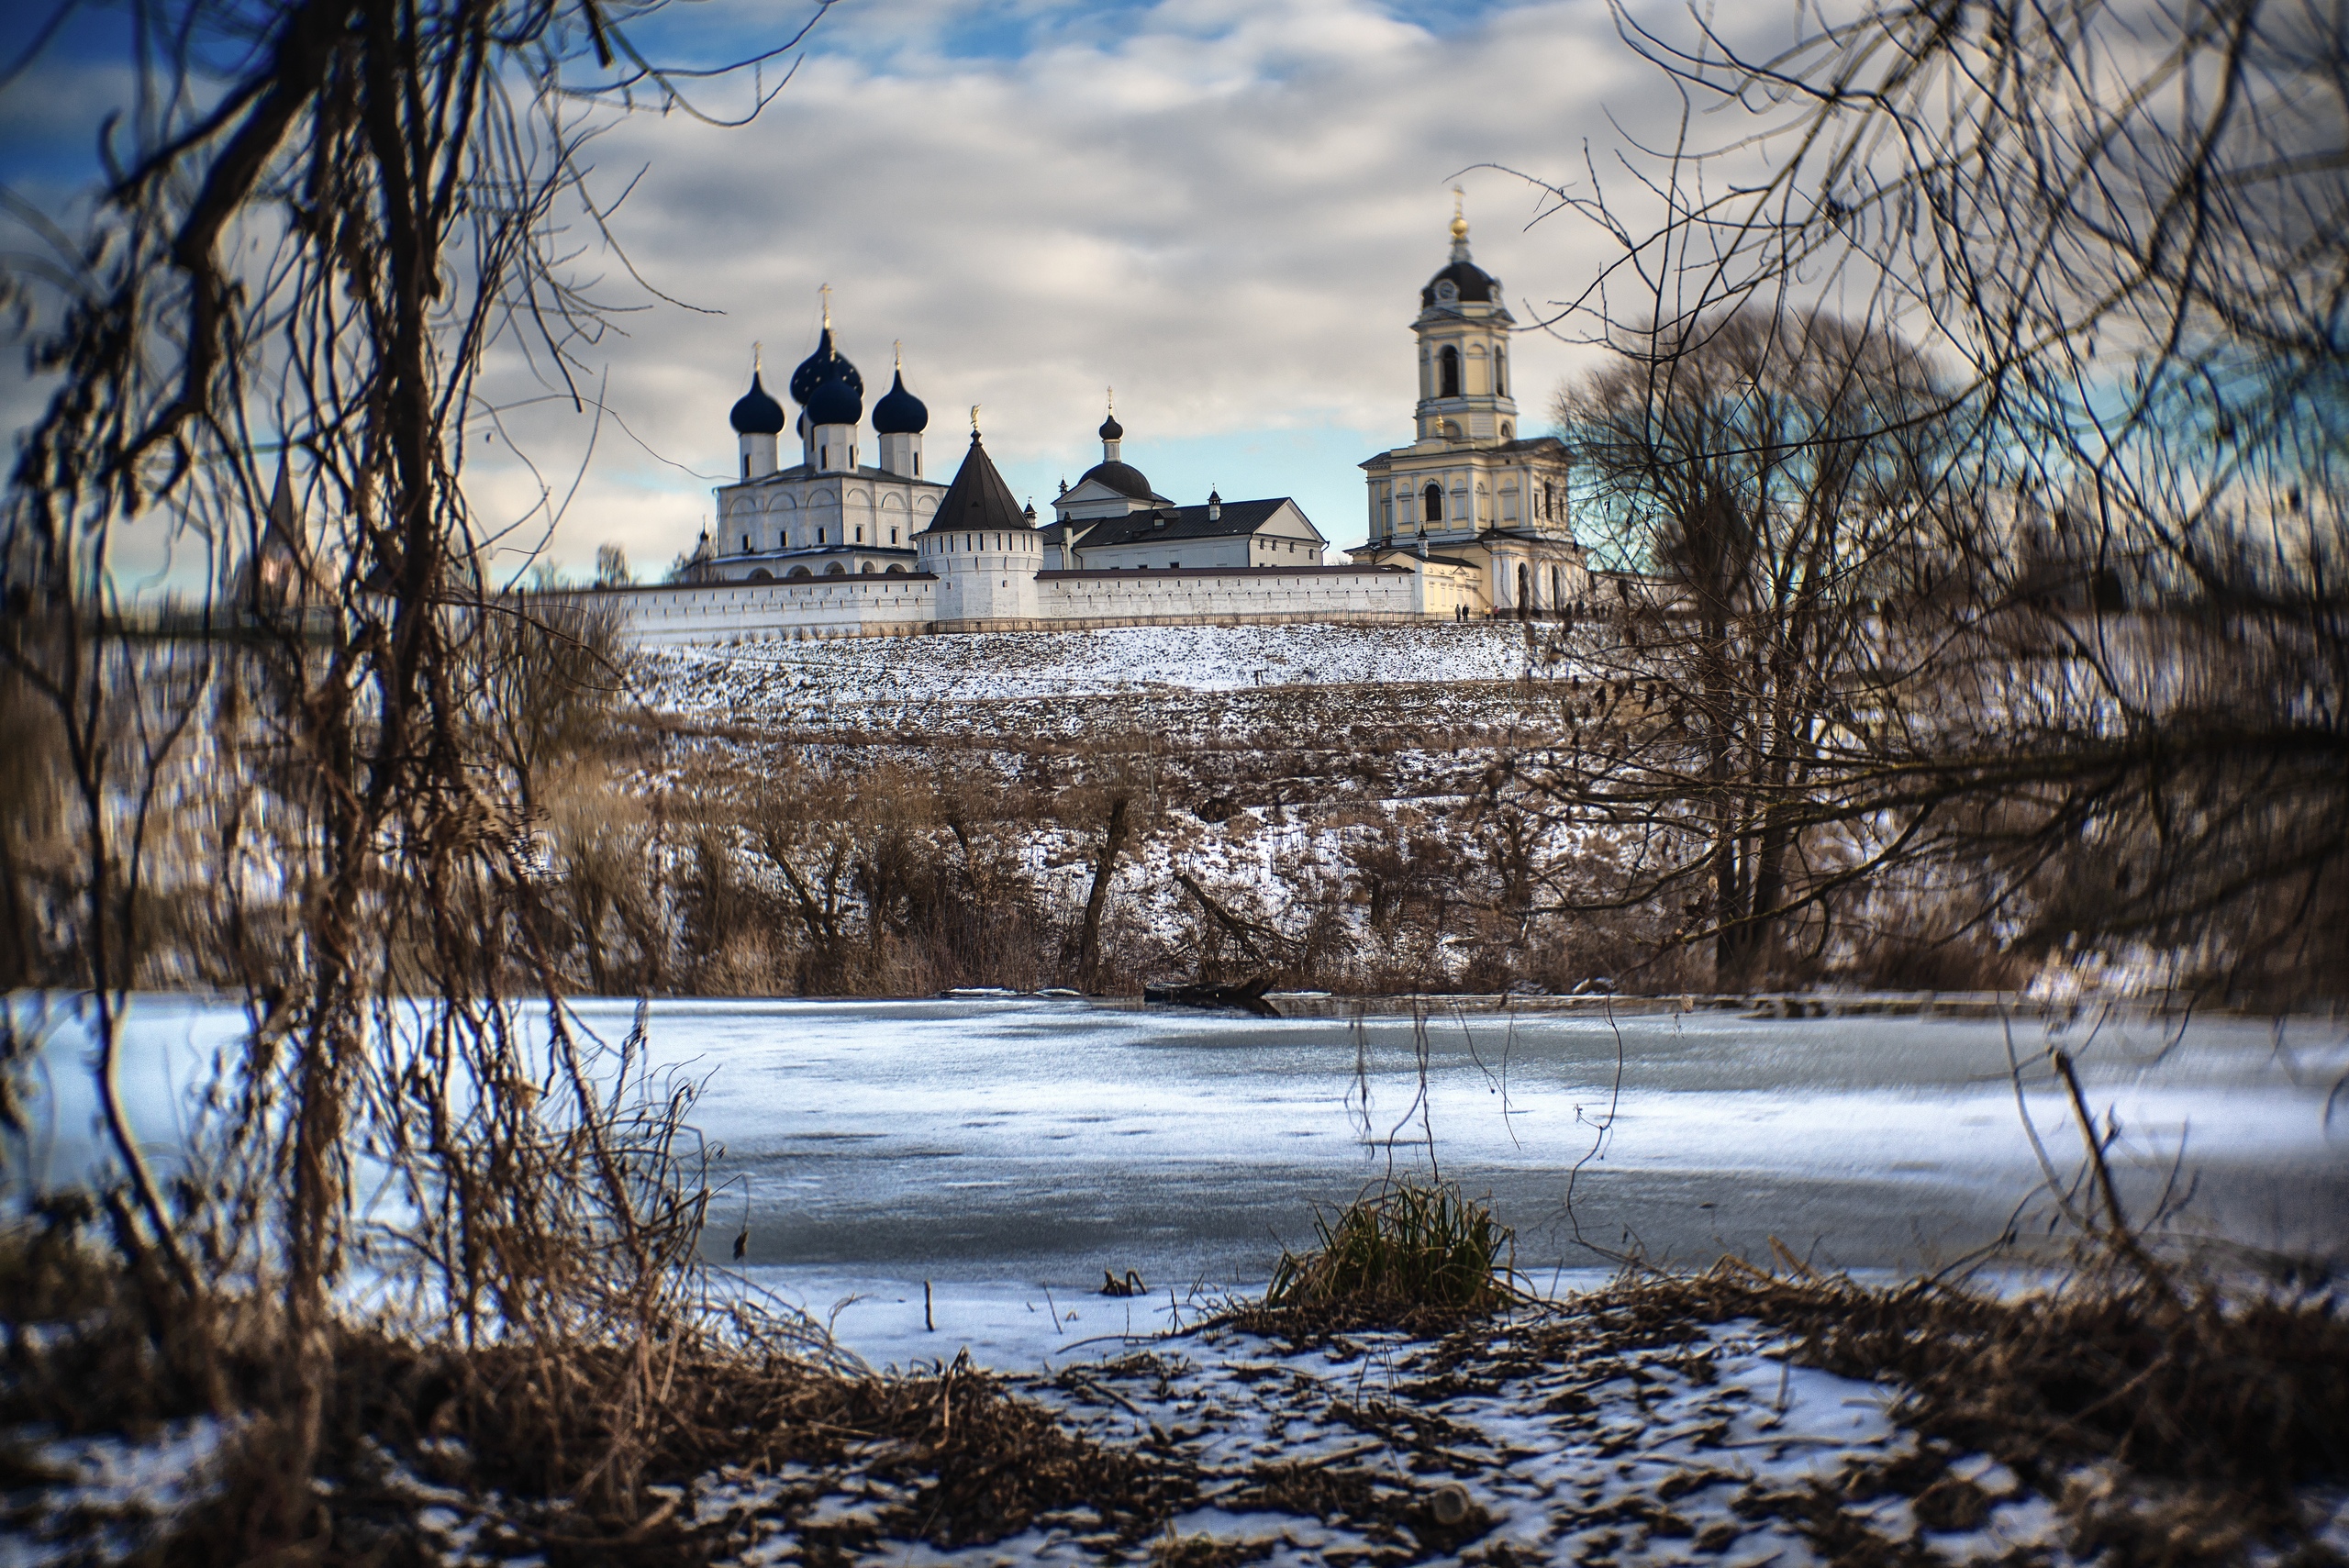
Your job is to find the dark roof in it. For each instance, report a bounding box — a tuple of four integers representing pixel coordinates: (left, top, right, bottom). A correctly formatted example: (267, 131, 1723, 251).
(729, 373, 787, 435)
(1077, 458, 1157, 500)
(1070, 497, 1300, 550)
(1099, 413, 1124, 440)
(1421, 259, 1498, 307)
(1041, 564, 1399, 581)
(873, 368, 928, 434)
(1354, 548, 1483, 571)
(1360, 434, 1566, 471)
(918, 432, 1032, 535)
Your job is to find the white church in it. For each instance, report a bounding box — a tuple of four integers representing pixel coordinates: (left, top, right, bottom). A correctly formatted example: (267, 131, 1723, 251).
(596, 206, 1591, 645)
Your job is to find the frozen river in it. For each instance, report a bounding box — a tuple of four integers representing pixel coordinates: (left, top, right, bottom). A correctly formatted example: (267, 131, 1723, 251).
(17, 995, 2347, 1362)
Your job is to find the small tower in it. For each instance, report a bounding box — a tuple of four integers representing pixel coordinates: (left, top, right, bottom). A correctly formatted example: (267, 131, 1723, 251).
(917, 411, 1040, 625)
(729, 344, 786, 480)
(874, 342, 930, 479)
(1412, 192, 1518, 446)
(790, 287, 863, 473)
(1099, 390, 1123, 464)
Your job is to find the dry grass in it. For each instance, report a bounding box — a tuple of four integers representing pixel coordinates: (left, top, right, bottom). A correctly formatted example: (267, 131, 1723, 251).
(1254, 1178, 1525, 1330)
(6, 1306, 1193, 1565)
(1492, 1258, 2349, 1564)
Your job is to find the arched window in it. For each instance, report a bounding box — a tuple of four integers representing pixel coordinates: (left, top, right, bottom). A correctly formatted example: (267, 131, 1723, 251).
(786, 565, 812, 581)
(824, 562, 846, 576)
(1495, 345, 1507, 396)
(861, 562, 876, 573)
(747, 568, 774, 582)
(1423, 482, 1443, 523)
(1439, 345, 1461, 398)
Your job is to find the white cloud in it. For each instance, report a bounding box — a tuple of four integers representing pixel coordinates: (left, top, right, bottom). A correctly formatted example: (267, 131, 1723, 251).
(463, 0, 1671, 576)
(6, 0, 1778, 585)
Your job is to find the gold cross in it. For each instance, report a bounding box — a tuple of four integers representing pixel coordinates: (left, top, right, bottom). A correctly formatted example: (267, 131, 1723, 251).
(819, 282, 831, 328)
(752, 339, 763, 373)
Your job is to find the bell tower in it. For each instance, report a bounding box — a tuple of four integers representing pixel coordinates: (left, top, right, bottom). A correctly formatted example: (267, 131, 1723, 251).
(1412, 192, 1519, 447)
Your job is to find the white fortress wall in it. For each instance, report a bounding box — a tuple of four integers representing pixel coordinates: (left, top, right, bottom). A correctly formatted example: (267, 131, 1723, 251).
(581, 574, 940, 647)
(1034, 564, 1420, 627)
(569, 565, 1429, 648)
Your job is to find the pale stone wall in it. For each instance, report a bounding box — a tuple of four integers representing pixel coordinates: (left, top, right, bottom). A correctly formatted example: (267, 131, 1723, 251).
(1035, 565, 1418, 626)
(586, 573, 939, 647)
(588, 562, 1426, 646)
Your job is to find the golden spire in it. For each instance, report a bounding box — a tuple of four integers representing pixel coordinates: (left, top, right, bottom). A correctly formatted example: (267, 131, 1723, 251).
(752, 340, 763, 373)
(819, 282, 831, 328)
(1451, 185, 1469, 243)
(970, 404, 982, 436)
(1106, 385, 1115, 416)
(894, 339, 903, 371)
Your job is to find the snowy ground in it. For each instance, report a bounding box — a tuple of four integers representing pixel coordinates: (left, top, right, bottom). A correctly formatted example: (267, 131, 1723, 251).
(635, 622, 1549, 714)
(661, 1313, 2054, 1567)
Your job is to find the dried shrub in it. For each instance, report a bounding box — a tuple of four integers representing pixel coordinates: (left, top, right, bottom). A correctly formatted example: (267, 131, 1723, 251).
(1263, 1179, 1522, 1324)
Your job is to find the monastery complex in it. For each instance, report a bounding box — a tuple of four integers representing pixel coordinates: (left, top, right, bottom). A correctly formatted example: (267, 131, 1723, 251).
(594, 206, 1593, 646)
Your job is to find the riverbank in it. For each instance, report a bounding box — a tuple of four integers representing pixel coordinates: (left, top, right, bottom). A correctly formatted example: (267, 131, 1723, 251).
(9, 1261, 2346, 1565)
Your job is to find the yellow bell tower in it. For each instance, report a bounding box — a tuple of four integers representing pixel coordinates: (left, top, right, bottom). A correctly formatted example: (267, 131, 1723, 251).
(1412, 190, 1519, 446)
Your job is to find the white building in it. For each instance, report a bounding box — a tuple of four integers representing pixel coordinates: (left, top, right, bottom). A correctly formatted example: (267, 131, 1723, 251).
(1041, 408, 1330, 572)
(1349, 199, 1590, 617)
(588, 205, 1590, 644)
(684, 309, 944, 584)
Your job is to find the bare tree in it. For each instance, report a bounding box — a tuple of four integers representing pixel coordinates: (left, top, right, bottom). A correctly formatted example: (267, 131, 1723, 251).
(1519, 0, 2348, 998)
(1538, 308, 1968, 985)
(0, 0, 833, 1545)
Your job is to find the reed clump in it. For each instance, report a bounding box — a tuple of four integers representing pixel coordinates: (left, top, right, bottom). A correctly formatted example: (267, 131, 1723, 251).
(1262, 1179, 1520, 1324)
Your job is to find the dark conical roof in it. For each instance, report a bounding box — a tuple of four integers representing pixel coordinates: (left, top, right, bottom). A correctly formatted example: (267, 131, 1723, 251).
(730, 372, 787, 435)
(873, 368, 929, 434)
(920, 431, 1033, 535)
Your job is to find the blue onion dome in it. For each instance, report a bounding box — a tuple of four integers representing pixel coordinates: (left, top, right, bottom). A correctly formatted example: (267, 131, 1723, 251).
(806, 364, 863, 427)
(1099, 411, 1124, 441)
(790, 328, 863, 407)
(729, 372, 786, 435)
(873, 368, 928, 434)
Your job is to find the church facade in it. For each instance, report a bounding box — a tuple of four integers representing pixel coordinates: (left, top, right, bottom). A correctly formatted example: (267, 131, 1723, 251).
(1348, 201, 1590, 618)
(590, 207, 1588, 646)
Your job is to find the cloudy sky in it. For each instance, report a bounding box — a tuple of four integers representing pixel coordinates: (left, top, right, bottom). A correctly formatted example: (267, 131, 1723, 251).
(1, 0, 1753, 584)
